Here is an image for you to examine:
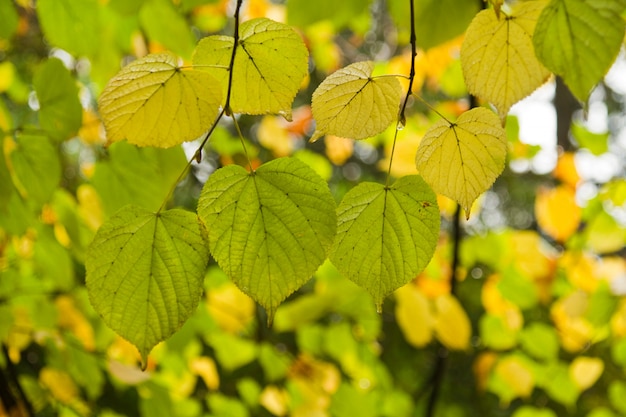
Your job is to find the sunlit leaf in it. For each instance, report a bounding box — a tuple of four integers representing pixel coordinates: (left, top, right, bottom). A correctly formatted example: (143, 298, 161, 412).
(395, 284, 433, 347)
(570, 356, 603, 391)
(193, 18, 308, 119)
(609, 380, 626, 415)
(98, 52, 222, 148)
(434, 294, 471, 350)
(461, 1, 551, 118)
(534, 0, 626, 102)
(330, 176, 440, 308)
(535, 185, 581, 242)
(415, 107, 506, 217)
(85, 206, 209, 367)
(541, 362, 580, 406)
(33, 58, 82, 141)
(197, 157, 336, 320)
(0, 0, 18, 40)
(310, 61, 402, 142)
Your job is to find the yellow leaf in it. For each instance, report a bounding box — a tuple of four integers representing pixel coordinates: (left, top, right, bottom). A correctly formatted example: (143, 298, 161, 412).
(190, 356, 220, 391)
(98, 52, 222, 148)
(39, 367, 79, 405)
(474, 352, 498, 391)
(395, 284, 434, 348)
(78, 109, 105, 145)
(192, 18, 308, 120)
(554, 152, 580, 188)
(461, 1, 551, 119)
(260, 385, 289, 416)
(324, 135, 354, 166)
(55, 295, 95, 351)
(206, 282, 256, 334)
(257, 115, 295, 157)
(494, 355, 535, 399)
(570, 357, 603, 391)
(415, 107, 507, 217)
(433, 294, 471, 350)
(535, 185, 581, 242)
(310, 61, 402, 142)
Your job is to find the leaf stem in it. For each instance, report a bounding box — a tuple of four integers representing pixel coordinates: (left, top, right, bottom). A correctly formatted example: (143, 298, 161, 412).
(386, 0, 417, 184)
(412, 93, 454, 125)
(230, 113, 254, 171)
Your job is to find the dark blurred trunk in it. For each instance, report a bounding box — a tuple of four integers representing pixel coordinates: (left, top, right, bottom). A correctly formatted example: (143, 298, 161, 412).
(554, 76, 581, 152)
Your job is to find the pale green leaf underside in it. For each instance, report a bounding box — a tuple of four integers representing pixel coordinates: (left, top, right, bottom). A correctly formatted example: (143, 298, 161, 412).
(197, 157, 336, 319)
(310, 61, 402, 142)
(415, 107, 506, 217)
(533, 0, 626, 102)
(461, 2, 551, 118)
(193, 17, 309, 120)
(330, 176, 440, 308)
(98, 52, 222, 148)
(85, 206, 209, 366)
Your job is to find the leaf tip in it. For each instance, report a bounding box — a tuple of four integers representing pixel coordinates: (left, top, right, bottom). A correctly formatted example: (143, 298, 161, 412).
(309, 130, 324, 143)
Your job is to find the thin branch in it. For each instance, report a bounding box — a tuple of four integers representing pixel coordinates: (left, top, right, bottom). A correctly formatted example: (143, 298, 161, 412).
(386, 0, 416, 183)
(157, 0, 244, 213)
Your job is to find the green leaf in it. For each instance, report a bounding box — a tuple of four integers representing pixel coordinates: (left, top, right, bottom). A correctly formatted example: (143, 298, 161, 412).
(193, 18, 308, 120)
(310, 61, 402, 142)
(541, 362, 580, 407)
(0, 0, 18, 40)
(85, 206, 209, 367)
(91, 142, 187, 216)
(36, 0, 100, 57)
(415, 107, 506, 217)
(287, 0, 371, 29)
(197, 157, 337, 319)
(479, 313, 518, 350)
(498, 268, 538, 310)
(585, 281, 619, 326)
(609, 380, 626, 415)
(33, 58, 82, 141)
(571, 123, 609, 155)
(513, 406, 557, 417)
(461, 1, 551, 118)
(390, 0, 479, 50)
(330, 175, 440, 309)
(98, 52, 222, 148)
(519, 322, 559, 361)
(0, 135, 13, 210)
(7, 134, 61, 206)
(533, 0, 626, 102)
(139, 0, 195, 59)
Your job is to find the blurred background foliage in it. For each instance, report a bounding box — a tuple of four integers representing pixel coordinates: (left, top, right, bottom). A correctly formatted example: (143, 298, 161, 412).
(1, 0, 626, 416)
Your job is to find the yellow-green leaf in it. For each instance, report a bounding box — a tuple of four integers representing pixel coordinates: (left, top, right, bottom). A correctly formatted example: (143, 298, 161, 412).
(98, 52, 222, 148)
(310, 61, 402, 142)
(330, 176, 440, 308)
(433, 294, 471, 350)
(415, 107, 506, 217)
(533, 0, 626, 102)
(197, 157, 337, 320)
(85, 206, 209, 367)
(461, 1, 551, 118)
(193, 18, 308, 120)
(395, 285, 433, 347)
(570, 357, 604, 391)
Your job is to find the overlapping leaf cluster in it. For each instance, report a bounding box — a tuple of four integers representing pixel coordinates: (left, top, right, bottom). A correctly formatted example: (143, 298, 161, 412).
(1, 0, 626, 415)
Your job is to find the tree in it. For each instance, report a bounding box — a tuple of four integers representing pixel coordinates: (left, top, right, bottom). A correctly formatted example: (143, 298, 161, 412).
(1, 0, 626, 416)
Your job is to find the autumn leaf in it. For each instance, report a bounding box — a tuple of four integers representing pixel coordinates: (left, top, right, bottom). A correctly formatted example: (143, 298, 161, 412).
(415, 107, 506, 217)
(193, 18, 309, 120)
(310, 61, 402, 142)
(535, 185, 581, 242)
(433, 294, 471, 350)
(98, 52, 222, 148)
(461, 1, 551, 119)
